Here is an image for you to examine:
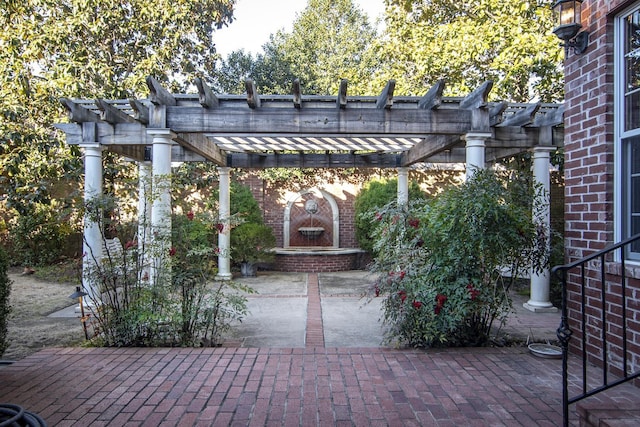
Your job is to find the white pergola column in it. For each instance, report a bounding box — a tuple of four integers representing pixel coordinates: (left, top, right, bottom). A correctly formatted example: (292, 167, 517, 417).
(397, 167, 409, 205)
(81, 144, 104, 302)
(464, 132, 490, 180)
(148, 129, 175, 284)
(216, 167, 232, 280)
(137, 161, 152, 281)
(524, 146, 558, 313)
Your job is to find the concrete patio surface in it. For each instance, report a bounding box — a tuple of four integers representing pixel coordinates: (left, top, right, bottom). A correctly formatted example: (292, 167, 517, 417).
(1, 271, 638, 426)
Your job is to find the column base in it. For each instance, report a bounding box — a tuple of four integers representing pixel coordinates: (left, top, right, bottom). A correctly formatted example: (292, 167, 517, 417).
(523, 302, 558, 313)
(215, 273, 233, 281)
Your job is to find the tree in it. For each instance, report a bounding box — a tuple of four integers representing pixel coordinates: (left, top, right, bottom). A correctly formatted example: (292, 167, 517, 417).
(0, 0, 237, 263)
(212, 0, 379, 95)
(374, 0, 564, 102)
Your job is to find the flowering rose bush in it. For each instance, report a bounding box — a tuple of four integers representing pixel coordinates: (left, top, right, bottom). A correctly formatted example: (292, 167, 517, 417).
(83, 196, 253, 347)
(366, 169, 548, 347)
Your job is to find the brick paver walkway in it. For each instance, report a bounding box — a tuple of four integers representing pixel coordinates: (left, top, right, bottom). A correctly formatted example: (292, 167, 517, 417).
(2, 346, 565, 426)
(0, 272, 635, 425)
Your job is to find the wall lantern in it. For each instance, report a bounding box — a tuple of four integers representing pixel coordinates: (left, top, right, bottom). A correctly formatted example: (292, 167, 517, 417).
(552, 0, 590, 55)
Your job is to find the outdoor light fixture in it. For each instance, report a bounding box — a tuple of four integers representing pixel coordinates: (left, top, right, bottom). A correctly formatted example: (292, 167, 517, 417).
(552, 0, 589, 55)
(69, 286, 90, 340)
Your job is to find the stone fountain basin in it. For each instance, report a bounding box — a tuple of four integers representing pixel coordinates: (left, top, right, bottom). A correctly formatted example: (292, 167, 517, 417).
(297, 226, 325, 239)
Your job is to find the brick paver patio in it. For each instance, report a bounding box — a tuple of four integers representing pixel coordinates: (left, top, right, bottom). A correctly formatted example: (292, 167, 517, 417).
(0, 272, 637, 425)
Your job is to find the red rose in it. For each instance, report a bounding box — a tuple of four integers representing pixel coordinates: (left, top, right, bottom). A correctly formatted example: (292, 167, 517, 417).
(216, 223, 224, 233)
(399, 271, 406, 280)
(186, 211, 194, 220)
(375, 286, 380, 297)
(467, 283, 480, 300)
(169, 247, 176, 256)
(398, 290, 407, 303)
(124, 240, 136, 250)
(375, 212, 383, 221)
(412, 300, 423, 309)
(408, 218, 419, 228)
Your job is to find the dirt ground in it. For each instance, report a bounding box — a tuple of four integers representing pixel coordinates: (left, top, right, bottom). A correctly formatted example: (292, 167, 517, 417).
(2, 268, 84, 361)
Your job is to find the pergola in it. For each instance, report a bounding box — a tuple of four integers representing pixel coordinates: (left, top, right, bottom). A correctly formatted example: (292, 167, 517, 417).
(57, 76, 564, 312)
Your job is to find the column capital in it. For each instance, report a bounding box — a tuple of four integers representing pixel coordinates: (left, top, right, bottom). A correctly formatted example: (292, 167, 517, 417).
(463, 132, 492, 142)
(146, 128, 176, 141)
(79, 143, 104, 151)
(531, 145, 556, 155)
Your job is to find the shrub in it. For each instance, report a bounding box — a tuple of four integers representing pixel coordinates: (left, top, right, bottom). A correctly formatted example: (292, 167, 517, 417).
(7, 201, 73, 267)
(367, 169, 548, 347)
(0, 246, 11, 357)
(230, 222, 276, 264)
(82, 196, 252, 347)
(354, 178, 425, 253)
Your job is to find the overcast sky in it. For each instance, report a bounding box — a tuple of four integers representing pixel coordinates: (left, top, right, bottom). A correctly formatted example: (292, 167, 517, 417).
(214, 0, 385, 57)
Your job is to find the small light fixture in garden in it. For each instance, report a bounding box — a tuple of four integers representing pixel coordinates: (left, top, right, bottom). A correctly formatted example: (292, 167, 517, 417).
(69, 286, 89, 340)
(552, 0, 589, 55)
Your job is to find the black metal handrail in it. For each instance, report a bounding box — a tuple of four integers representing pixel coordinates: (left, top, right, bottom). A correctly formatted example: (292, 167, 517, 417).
(553, 233, 640, 427)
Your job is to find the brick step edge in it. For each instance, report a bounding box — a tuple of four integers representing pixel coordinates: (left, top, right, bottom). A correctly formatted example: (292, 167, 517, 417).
(577, 402, 640, 427)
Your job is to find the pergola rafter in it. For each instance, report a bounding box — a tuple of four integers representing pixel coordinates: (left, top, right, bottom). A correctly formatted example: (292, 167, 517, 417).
(56, 77, 564, 169)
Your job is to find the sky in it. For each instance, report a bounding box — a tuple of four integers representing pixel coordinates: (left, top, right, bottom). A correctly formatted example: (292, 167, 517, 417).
(214, 0, 386, 57)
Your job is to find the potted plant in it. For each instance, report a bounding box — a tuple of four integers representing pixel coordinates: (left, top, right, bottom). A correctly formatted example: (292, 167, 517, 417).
(230, 223, 276, 277)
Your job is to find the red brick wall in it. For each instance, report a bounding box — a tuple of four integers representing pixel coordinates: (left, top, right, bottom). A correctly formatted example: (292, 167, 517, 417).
(563, 0, 640, 370)
(274, 253, 364, 272)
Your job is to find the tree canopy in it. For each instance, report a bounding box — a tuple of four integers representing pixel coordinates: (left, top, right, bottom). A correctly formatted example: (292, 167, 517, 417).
(212, 0, 378, 95)
(0, 0, 237, 263)
(375, 0, 563, 102)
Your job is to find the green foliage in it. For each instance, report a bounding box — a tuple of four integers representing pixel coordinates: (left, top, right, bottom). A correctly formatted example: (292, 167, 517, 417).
(6, 200, 74, 266)
(0, 0, 237, 272)
(354, 178, 426, 253)
(212, 0, 378, 95)
(374, 0, 563, 102)
(0, 246, 11, 357)
(83, 195, 252, 348)
(230, 223, 276, 264)
(367, 169, 548, 347)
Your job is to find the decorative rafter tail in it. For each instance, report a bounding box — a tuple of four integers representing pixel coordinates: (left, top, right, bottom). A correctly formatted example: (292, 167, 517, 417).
(498, 103, 541, 127)
(418, 79, 445, 110)
(245, 79, 261, 109)
(60, 98, 101, 123)
(146, 76, 177, 106)
(292, 79, 302, 109)
(95, 99, 136, 124)
(459, 81, 493, 110)
(337, 79, 348, 109)
(534, 104, 565, 127)
(376, 80, 396, 109)
(195, 77, 219, 108)
(129, 99, 149, 124)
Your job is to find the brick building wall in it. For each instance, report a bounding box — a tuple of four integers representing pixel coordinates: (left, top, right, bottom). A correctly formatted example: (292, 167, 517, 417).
(563, 0, 640, 372)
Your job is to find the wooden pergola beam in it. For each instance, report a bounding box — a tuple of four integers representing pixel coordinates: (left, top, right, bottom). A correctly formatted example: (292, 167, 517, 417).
(376, 80, 395, 109)
(402, 134, 461, 165)
(95, 99, 137, 124)
(164, 108, 473, 135)
(228, 152, 400, 169)
(175, 133, 227, 165)
(194, 77, 219, 108)
(60, 98, 101, 123)
(245, 79, 261, 109)
(292, 79, 302, 109)
(460, 81, 493, 110)
(146, 76, 176, 106)
(129, 99, 149, 124)
(418, 79, 445, 110)
(498, 103, 540, 127)
(337, 79, 348, 109)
